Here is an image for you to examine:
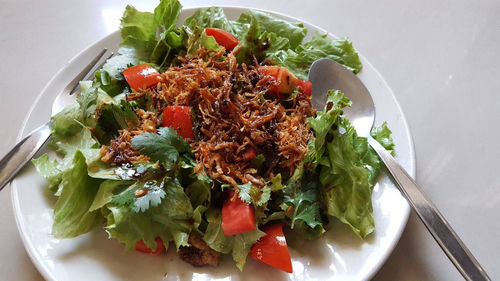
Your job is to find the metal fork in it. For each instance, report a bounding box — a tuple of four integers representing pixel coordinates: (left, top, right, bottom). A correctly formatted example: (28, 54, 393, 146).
(0, 49, 112, 191)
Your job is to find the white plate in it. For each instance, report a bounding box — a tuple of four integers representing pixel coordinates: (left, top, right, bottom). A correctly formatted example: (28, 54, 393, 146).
(11, 6, 415, 281)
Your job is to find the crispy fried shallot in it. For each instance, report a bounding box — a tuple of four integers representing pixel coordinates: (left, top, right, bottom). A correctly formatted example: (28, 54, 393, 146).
(101, 48, 313, 186)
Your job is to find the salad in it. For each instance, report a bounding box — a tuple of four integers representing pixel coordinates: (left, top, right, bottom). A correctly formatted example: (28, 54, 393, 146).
(32, 0, 394, 274)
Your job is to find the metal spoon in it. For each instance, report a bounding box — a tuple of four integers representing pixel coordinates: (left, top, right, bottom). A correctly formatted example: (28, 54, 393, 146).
(308, 58, 490, 281)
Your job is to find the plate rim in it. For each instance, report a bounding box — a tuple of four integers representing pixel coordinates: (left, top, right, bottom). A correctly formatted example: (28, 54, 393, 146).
(11, 5, 415, 281)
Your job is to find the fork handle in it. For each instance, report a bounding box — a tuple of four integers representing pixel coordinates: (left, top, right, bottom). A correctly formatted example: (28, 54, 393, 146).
(0, 122, 51, 191)
(368, 137, 490, 281)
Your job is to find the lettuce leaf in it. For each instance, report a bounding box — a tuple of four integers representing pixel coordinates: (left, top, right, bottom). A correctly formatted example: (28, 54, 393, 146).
(106, 178, 193, 251)
(320, 121, 377, 238)
(267, 34, 362, 80)
(239, 10, 306, 50)
(184, 26, 221, 55)
(184, 7, 234, 33)
(89, 180, 132, 212)
(118, 0, 183, 69)
(32, 154, 63, 195)
(308, 90, 392, 238)
(308, 90, 351, 162)
(34, 124, 101, 196)
(371, 121, 395, 154)
(233, 12, 291, 63)
(52, 151, 104, 238)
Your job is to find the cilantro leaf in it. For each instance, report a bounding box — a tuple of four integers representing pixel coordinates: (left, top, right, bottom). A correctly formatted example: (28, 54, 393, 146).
(111, 179, 166, 213)
(237, 182, 271, 207)
(236, 183, 252, 204)
(157, 127, 191, 152)
(131, 127, 191, 165)
(133, 180, 166, 212)
(283, 167, 325, 240)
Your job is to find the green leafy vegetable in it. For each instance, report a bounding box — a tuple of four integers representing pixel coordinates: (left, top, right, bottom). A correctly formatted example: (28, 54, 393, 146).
(89, 180, 132, 211)
(237, 183, 272, 207)
(268, 34, 362, 80)
(111, 179, 167, 213)
(184, 26, 222, 55)
(131, 127, 190, 166)
(97, 99, 139, 139)
(308, 90, 391, 238)
(32, 154, 63, 195)
(238, 10, 306, 50)
(308, 90, 351, 162)
(371, 121, 395, 154)
(52, 151, 104, 238)
(283, 166, 325, 240)
(184, 7, 234, 32)
(106, 177, 193, 251)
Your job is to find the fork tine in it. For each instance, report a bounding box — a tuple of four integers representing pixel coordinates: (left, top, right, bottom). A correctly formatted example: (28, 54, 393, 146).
(68, 51, 115, 95)
(61, 48, 109, 96)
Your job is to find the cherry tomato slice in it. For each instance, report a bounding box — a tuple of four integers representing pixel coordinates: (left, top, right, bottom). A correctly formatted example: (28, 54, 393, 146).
(259, 66, 300, 99)
(122, 64, 160, 91)
(297, 80, 312, 96)
(135, 237, 165, 256)
(222, 190, 255, 235)
(162, 106, 194, 141)
(205, 28, 239, 50)
(249, 223, 293, 273)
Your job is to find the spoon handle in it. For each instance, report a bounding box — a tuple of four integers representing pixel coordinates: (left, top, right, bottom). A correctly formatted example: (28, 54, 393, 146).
(368, 137, 490, 281)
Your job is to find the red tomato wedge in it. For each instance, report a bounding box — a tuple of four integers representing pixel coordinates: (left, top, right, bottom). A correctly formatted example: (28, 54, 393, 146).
(135, 237, 165, 255)
(162, 106, 194, 140)
(249, 223, 293, 273)
(122, 64, 160, 91)
(205, 28, 239, 50)
(259, 66, 300, 99)
(297, 80, 312, 96)
(222, 190, 255, 235)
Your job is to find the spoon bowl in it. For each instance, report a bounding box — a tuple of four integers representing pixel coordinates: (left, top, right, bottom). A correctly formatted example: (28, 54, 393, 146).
(308, 58, 375, 137)
(307, 58, 491, 281)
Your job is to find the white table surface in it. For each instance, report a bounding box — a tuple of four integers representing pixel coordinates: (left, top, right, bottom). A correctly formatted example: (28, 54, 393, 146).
(1, 0, 499, 280)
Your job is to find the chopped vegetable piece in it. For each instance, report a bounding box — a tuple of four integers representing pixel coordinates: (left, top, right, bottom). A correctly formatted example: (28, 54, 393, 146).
(259, 65, 300, 99)
(222, 190, 255, 235)
(135, 237, 165, 255)
(204, 27, 239, 50)
(249, 223, 292, 273)
(162, 106, 194, 140)
(297, 80, 312, 96)
(122, 64, 160, 91)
